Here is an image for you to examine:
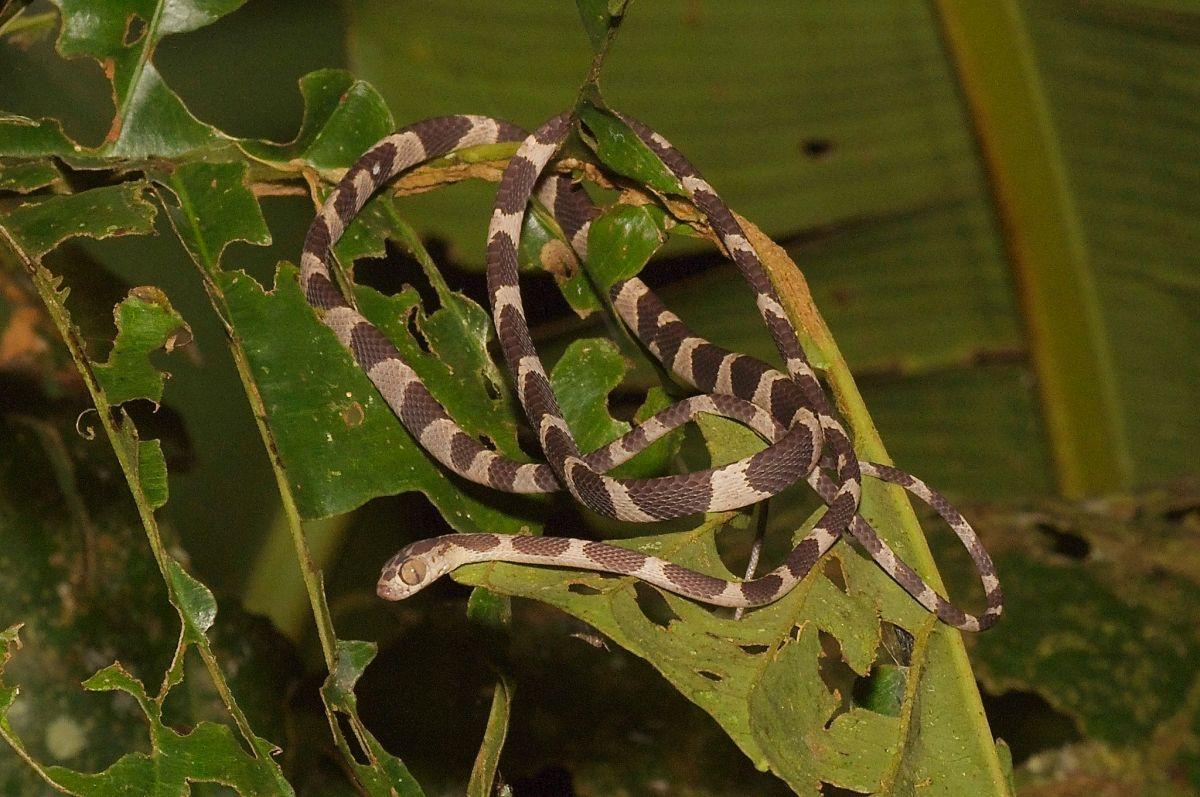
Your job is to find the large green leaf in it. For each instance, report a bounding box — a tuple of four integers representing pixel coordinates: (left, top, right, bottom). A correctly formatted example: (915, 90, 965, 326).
(454, 509, 1009, 794)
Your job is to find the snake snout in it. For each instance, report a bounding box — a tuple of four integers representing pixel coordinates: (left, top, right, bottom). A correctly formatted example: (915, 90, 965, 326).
(376, 576, 406, 601)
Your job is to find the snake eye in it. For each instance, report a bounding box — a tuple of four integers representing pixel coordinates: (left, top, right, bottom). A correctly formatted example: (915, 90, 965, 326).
(399, 559, 427, 586)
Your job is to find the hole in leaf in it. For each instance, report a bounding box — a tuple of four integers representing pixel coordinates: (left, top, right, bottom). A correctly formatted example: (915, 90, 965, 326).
(815, 631, 857, 719)
(800, 137, 835, 159)
(404, 308, 431, 354)
(823, 557, 848, 592)
(336, 712, 370, 765)
(1035, 522, 1091, 560)
(568, 583, 601, 596)
(633, 582, 679, 629)
(482, 376, 501, 401)
(357, 240, 442, 313)
(739, 643, 769, 655)
(123, 14, 146, 46)
(881, 623, 915, 667)
(979, 688, 1082, 765)
(698, 670, 723, 682)
(1162, 501, 1200, 524)
(789, 624, 802, 641)
(714, 511, 758, 579)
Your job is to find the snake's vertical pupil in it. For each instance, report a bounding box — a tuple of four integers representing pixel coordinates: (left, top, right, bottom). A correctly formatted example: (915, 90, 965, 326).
(400, 559, 426, 585)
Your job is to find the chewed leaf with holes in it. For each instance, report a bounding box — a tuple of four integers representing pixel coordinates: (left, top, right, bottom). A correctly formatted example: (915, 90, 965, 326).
(0, 182, 157, 258)
(93, 287, 189, 406)
(219, 262, 540, 525)
(551, 338, 680, 480)
(452, 501, 1000, 794)
(319, 641, 424, 797)
(239, 69, 395, 173)
(152, 160, 272, 274)
(48, 0, 247, 158)
(0, 630, 285, 796)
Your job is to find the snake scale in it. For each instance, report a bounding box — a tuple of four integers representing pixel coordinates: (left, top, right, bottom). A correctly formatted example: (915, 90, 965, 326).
(300, 113, 1003, 632)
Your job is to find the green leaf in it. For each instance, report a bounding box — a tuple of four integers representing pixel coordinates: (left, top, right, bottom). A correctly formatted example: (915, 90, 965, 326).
(0, 113, 78, 158)
(936, 0, 1128, 497)
(929, 493, 1200, 790)
(977, 534, 1199, 745)
(586, 203, 667, 291)
(520, 199, 603, 315)
(350, 1, 1200, 499)
(1, 650, 289, 796)
(0, 170, 291, 795)
(551, 338, 629, 453)
(49, 0, 243, 158)
(137, 438, 168, 509)
(166, 560, 218, 640)
(0, 415, 194, 791)
(153, 160, 271, 274)
(239, 69, 395, 172)
(578, 102, 684, 195)
(0, 158, 64, 193)
(0, 182, 157, 258)
(452, 512, 957, 794)
(467, 676, 513, 797)
(93, 287, 190, 405)
(575, 0, 625, 51)
(320, 640, 424, 797)
(219, 263, 541, 528)
(550, 337, 680, 479)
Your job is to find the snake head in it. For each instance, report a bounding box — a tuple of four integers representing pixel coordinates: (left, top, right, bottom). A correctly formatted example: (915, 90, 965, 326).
(376, 537, 454, 600)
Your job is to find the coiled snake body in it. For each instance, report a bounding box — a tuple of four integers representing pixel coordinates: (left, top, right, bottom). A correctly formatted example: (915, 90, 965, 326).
(300, 113, 1003, 632)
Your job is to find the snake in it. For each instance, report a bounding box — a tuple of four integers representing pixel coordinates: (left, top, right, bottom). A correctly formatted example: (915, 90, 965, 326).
(300, 113, 1003, 632)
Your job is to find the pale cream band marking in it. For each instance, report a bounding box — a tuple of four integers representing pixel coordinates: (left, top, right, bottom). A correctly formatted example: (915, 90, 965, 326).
(492, 284, 523, 317)
(489, 207, 523, 239)
(517, 354, 548, 382)
(725, 233, 754, 256)
(785, 357, 817, 381)
(352, 170, 374, 203)
(681, 174, 714, 196)
(512, 463, 545, 492)
(391, 130, 427, 165)
(300, 250, 323, 279)
(323, 207, 345, 240)
(752, 372, 783, 410)
(367, 358, 417, 400)
(324, 306, 365, 347)
(603, 480, 656, 523)
(708, 460, 770, 505)
(671, 337, 704, 385)
(714, 352, 739, 394)
(755, 293, 787, 321)
(462, 117, 500, 148)
(521, 139, 560, 168)
(419, 417, 460, 455)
